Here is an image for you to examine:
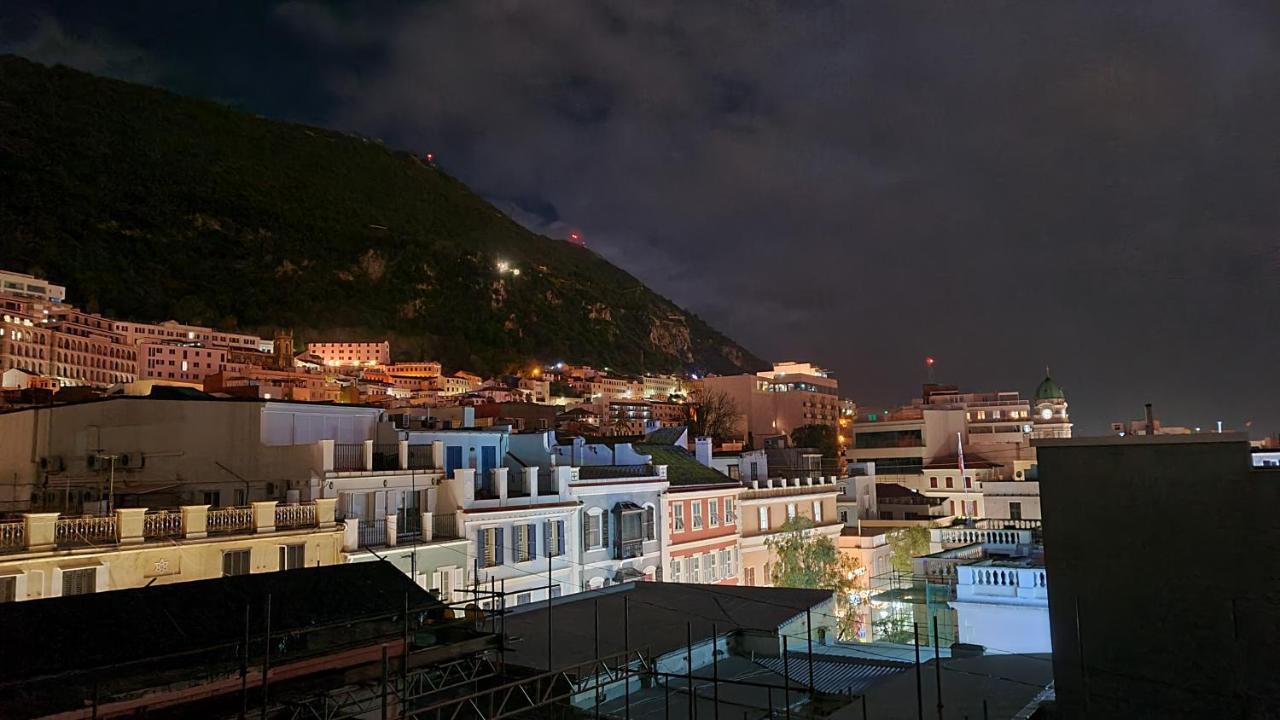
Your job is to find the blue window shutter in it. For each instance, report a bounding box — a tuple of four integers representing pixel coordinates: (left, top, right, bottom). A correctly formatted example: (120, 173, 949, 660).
(496, 527, 505, 565)
(557, 520, 565, 556)
(601, 511, 611, 558)
(528, 524, 537, 560)
(477, 529, 487, 567)
(543, 520, 551, 558)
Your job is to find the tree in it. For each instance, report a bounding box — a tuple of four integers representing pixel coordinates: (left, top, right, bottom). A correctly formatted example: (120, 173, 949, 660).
(767, 517, 863, 640)
(887, 525, 931, 575)
(690, 389, 742, 443)
(790, 424, 838, 457)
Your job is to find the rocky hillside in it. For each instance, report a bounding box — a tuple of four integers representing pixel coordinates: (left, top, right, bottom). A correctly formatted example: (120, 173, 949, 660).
(0, 55, 764, 376)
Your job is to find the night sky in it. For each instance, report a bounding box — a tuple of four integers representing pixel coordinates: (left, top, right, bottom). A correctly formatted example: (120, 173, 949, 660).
(3, 2, 1277, 436)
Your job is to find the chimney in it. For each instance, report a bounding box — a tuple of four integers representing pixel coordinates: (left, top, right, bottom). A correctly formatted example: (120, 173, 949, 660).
(1144, 403, 1155, 436)
(695, 437, 713, 467)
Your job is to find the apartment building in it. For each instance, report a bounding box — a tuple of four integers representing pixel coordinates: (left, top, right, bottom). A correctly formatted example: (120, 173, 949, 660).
(0, 269, 66, 303)
(137, 341, 227, 383)
(699, 361, 848, 447)
(110, 318, 262, 351)
(736, 475, 842, 587)
(0, 498, 343, 601)
(306, 341, 391, 367)
(645, 431, 743, 586)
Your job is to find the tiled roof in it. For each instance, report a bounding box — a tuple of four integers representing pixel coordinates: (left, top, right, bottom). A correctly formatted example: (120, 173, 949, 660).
(643, 426, 687, 445)
(636, 443, 735, 486)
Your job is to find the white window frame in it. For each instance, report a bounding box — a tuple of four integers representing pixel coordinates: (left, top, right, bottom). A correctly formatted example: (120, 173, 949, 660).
(709, 552, 720, 582)
(690, 555, 700, 583)
(812, 501, 822, 523)
(758, 506, 769, 531)
(786, 503, 797, 520)
(709, 498, 720, 527)
(671, 559, 682, 583)
(672, 503, 685, 532)
(724, 498, 736, 524)
(586, 509, 604, 549)
(691, 501, 703, 530)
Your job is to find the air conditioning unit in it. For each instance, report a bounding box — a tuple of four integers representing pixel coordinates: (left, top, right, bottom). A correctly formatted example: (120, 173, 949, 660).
(121, 453, 145, 469)
(39, 456, 66, 473)
(86, 454, 103, 471)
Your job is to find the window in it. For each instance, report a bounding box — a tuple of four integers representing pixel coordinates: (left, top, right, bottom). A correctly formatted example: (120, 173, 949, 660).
(964, 476, 973, 489)
(278, 544, 304, 570)
(691, 501, 703, 530)
(727, 464, 740, 479)
(0, 576, 16, 602)
(786, 503, 797, 520)
(812, 501, 823, 523)
(720, 549, 731, 579)
(477, 527, 504, 567)
(584, 512, 603, 549)
(709, 552, 720, 582)
(690, 555, 700, 583)
(544, 519, 565, 557)
(840, 510, 848, 524)
(745, 567, 756, 586)
(749, 462, 759, 481)
(516, 592, 532, 606)
(724, 498, 736, 524)
(515, 523, 537, 562)
(929, 477, 938, 488)
(234, 489, 247, 506)
(203, 490, 221, 507)
(1010, 502, 1023, 520)
(550, 585, 562, 598)
(643, 506, 656, 541)
(758, 506, 769, 531)
(709, 499, 720, 527)
(672, 503, 685, 532)
(223, 550, 250, 577)
(671, 559, 682, 583)
(435, 568, 454, 601)
(948, 500, 956, 515)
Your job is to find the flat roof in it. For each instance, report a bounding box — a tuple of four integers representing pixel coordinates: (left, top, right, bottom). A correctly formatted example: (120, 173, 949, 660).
(1034, 432, 1250, 448)
(502, 582, 832, 672)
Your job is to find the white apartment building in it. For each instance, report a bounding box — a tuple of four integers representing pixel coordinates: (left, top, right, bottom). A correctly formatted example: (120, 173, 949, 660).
(110, 319, 261, 351)
(949, 557, 1051, 653)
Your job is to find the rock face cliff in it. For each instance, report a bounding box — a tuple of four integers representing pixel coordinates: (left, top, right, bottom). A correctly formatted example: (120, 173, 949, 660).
(0, 55, 765, 375)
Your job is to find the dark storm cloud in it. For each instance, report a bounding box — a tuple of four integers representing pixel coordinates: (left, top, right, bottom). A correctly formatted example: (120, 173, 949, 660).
(7, 1, 1280, 433)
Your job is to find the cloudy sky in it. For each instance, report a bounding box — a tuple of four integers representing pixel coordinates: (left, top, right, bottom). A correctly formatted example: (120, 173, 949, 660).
(3, 1, 1278, 435)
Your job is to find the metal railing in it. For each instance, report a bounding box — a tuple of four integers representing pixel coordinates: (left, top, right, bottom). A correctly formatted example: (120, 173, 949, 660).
(357, 518, 387, 548)
(0, 521, 24, 553)
(407, 444, 434, 469)
(333, 443, 365, 471)
(207, 506, 254, 535)
(372, 443, 399, 471)
(56, 515, 118, 547)
(143, 510, 183, 540)
(432, 513, 459, 539)
(275, 502, 316, 529)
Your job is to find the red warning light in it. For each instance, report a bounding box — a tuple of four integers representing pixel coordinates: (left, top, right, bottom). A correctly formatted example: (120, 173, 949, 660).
(425, 153, 435, 163)
(925, 356, 935, 366)
(568, 231, 584, 246)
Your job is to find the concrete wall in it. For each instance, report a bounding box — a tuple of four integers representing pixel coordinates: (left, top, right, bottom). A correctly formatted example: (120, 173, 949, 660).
(950, 601, 1050, 654)
(1037, 435, 1279, 718)
(0, 399, 369, 512)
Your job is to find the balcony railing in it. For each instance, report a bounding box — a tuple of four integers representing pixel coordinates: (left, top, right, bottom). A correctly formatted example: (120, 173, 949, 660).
(407, 444, 435, 469)
(397, 511, 422, 538)
(334, 443, 365, 472)
(618, 537, 645, 560)
(433, 513, 459, 539)
(55, 515, 118, 548)
(275, 503, 317, 530)
(358, 518, 387, 548)
(207, 506, 255, 535)
(0, 521, 24, 554)
(143, 510, 183, 540)
(372, 444, 399, 471)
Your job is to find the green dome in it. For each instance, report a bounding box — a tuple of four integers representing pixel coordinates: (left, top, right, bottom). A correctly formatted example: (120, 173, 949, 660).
(1035, 374, 1065, 400)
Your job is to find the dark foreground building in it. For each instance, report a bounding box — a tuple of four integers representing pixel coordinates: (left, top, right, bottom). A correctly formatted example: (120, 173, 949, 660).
(1037, 434, 1280, 718)
(0, 562, 497, 718)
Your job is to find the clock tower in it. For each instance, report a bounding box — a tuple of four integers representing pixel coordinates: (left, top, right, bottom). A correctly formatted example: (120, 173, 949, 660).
(1032, 368, 1072, 439)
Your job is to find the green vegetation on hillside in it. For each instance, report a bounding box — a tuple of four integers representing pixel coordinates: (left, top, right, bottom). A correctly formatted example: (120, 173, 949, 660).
(0, 55, 764, 375)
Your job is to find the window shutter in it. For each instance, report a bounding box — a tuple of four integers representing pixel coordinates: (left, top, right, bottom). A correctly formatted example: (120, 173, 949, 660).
(477, 530, 487, 567)
(528, 523, 537, 560)
(544, 520, 552, 558)
(495, 528, 505, 565)
(583, 514, 591, 548)
(601, 511, 611, 557)
(556, 520, 565, 556)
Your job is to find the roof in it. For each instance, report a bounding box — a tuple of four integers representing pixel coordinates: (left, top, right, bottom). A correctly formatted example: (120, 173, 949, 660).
(875, 483, 945, 505)
(754, 653, 908, 694)
(0, 563, 441, 684)
(643, 425, 687, 445)
(0, 564, 471, 717)
(1034, 374, 1064, 400)
(502, 582, 834, 672)
(635, 443, 734, 486)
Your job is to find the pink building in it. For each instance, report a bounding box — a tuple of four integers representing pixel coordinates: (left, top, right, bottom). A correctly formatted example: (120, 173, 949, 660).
(306, 341, 391, 367)
(137, 342, 227, 383)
